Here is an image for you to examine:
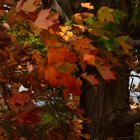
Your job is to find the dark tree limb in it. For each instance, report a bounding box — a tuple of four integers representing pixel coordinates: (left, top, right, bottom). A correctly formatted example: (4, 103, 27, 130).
(126, 37, 140, 48)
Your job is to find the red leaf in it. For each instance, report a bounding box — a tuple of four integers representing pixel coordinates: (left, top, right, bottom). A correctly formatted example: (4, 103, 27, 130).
(8, 91, 30, 106)
(63, 88, 81, 99)
(34, 9, 59, 30)
(63, 78, 82, 98)
(81, 73, 99, 85)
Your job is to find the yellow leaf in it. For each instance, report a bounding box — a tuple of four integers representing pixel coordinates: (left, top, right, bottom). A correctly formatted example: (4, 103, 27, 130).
(58, 26, 74, 41)
(75, 119, 83, 123)
(81, 2, 94, 10)
(75, 124, 83, 129)
(120, 41, 132, 56)
(80, 134, 91, 139)
(97, 6, 114, 23)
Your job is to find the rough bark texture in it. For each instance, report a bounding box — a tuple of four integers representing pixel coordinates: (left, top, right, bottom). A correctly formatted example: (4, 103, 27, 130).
(81, 65, 135, 140)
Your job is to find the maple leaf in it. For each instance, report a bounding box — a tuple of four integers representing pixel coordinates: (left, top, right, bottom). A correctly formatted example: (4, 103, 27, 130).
(48, 47, 77, 65)
(97, 6, 114, 23)
(16, 0, 40, 13)
(83, 53, 96, 65)
(81, 3, 94, 10)
(72, 38, 98, 54)
(81, 73, 99, 85)
(84, 54, 116, 80)
(96, 64, 116, 80)
(45, 66, 62, 87)
(34, 9, 59, 30)
(63, 78, 82, 98)
(8, 91, 30, 106)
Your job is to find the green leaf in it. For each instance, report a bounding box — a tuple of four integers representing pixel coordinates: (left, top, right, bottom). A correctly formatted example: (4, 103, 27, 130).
(64, 20, 72, 26)
(113, 9, 126, 24)
(84, 16, 94, 26)
(98, 36, 117, 51)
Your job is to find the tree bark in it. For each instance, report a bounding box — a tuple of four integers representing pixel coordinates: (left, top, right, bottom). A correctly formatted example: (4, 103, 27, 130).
(81, 63, 140, 140)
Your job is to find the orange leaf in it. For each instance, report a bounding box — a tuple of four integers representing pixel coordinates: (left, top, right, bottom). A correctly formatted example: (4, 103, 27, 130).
(95, 63, 116, 80)
(83, 53, 96, 66)
(81, 73, 99, 85)
(72, 38, 97, 53)
(40, 31, 62, 48)
(48, 47, 77, 65)
(34, 9, 59, 30)
(45, 66, 60, 86)
(84, 54, 116, 80)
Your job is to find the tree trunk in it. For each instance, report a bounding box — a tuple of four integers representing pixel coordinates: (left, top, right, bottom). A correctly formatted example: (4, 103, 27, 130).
(81, 63, 140, 140)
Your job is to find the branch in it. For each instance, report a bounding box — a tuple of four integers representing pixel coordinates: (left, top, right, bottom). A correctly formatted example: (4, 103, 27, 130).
(126, 37, 140, 49)
(130, 74, 140, 79)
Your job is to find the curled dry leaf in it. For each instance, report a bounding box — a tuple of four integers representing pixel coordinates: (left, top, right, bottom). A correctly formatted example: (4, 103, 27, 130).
(81, 3, 94, 10)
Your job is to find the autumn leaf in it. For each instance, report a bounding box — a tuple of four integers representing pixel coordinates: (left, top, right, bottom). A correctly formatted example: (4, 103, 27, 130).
(81, 3, 94, 10)
(96, 63, 116, 80)
(58, 26, 74, 41)
(48, 47, 77, 65)
(72, 13, 84, 25)
(32, 51, 43, 66)
(12, 109, 42, 125)
(40, 30, 62, 48)
(120, 42, 132, 56)
(81, 73, 99, 85)
(8, 91, 30, 106)
(16, 0, 40, 13)
(45, 65, 78, 88)
(84, 54, 116, 80)
(83, 53, 96, 65)
(97, 6, 114, 23)
(72, 38, 98, 54)
(34, 9, 59, 30)
(58, 63, 77, 74)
